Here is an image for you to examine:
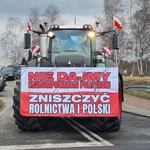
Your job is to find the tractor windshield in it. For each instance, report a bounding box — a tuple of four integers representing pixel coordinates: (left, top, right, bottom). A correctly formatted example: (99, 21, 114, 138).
(49, 29, 95, 66)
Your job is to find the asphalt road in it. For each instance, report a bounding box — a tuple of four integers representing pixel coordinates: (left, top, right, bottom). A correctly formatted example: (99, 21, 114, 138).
(0, 81, 150, 150)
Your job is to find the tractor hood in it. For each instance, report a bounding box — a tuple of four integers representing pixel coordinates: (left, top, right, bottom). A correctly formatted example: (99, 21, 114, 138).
(55, 51, 85, 67)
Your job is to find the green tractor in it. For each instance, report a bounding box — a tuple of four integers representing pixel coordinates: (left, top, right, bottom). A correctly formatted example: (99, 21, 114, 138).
(12, 22, 123, 131)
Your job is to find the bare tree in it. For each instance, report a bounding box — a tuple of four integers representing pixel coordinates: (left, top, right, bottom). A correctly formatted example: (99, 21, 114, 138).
(104, 0, 123, 28)
(43, 1, 61, 25)
(29, 7, 41, 45)
(0, 3, 63, 66)
(131, 0, 150, 75)
(1, 17, 25, 65)
(28, 3, 63, 46)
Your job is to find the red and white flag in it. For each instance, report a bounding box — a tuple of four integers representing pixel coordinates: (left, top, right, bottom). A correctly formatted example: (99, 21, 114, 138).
(102, 47, 112, 56)
(113, 16, 122, 30)
(28, 22, 32, 31)
(31, 45, 40, 55)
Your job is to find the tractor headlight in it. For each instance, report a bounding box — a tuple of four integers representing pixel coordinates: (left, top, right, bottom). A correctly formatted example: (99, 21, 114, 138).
(87, 31, 96, 38)
(47, 31, 54, 38)
(94, 52, 105, 64)
(96, 55, 103, 60)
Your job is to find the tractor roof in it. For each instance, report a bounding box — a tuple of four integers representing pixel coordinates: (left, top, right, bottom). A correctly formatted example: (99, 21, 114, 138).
(59, 25, 84, 29)
(49, 24, 94, 30)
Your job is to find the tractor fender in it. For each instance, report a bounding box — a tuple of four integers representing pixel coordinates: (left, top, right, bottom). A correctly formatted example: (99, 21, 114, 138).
(27, 59, 37, 67)
(40, 60, 53, 67)
(105, 58, 114, 67)
(119, 73, 124, 102)
(105, 58, 124, 102)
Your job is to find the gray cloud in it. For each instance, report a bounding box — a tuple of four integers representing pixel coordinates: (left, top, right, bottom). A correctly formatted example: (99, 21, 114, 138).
(0, 0, 103, 17)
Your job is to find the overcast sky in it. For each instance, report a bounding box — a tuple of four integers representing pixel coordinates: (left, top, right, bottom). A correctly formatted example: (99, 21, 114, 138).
(0, 0, 104, 33)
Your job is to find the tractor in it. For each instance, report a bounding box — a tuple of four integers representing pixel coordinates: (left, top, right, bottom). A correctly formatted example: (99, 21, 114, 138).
(12, 21, 124, 131)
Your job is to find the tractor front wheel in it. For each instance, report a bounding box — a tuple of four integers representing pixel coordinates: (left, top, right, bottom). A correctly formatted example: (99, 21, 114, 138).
(12, 81, 49, 131)
(91, 79, 122, 132)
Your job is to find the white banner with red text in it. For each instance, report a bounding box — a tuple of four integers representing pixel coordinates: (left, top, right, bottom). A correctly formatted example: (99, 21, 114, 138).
(20, 67, 119, 117)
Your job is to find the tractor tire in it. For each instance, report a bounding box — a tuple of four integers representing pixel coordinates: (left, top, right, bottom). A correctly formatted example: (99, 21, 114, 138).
(12, 81, 49, 131)
(91, 78, 122, 132)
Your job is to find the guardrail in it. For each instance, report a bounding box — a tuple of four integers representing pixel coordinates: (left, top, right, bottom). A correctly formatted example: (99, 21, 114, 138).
(126, 85, 150, 94)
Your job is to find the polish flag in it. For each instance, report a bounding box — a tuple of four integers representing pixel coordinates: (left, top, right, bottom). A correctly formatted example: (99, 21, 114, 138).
(28, 22, 32, 31)
(113, 16, 122, 30)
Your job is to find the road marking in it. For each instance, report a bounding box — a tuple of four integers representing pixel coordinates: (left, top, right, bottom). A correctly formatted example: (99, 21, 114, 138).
(0, 142, 111, 150)
(0, 118, 113, 150)
(63, 117, 114, 146)
(63, 117, 99, 144)
(68, 117, 113, 145)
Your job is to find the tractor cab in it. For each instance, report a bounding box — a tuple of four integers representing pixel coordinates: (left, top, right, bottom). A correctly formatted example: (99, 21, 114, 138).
(47, 25, 96, 67)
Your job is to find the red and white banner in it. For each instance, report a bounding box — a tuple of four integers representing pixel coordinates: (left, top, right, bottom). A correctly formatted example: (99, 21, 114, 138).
(31, 45, 40, 55)
(102, 47, 112, 56)
(113, 16, 123, 30)
(20, 67, 119, 117)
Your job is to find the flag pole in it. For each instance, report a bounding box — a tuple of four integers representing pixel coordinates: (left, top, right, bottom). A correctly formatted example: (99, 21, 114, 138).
(112, 18, 118, 67)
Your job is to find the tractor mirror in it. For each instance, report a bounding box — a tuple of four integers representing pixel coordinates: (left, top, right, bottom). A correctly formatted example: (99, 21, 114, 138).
(113, 33, 119, 49)
(24, 33, 31, 49)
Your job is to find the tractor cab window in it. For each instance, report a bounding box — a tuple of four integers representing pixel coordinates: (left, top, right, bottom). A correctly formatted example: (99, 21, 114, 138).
(62, 36, 79, 52)
(50, 29, 93, 66)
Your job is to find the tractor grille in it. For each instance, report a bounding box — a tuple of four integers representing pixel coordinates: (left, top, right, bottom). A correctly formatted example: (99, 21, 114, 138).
(55, 55, 85, 67)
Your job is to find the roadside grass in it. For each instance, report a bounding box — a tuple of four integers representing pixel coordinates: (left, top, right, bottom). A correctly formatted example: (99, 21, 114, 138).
(123, 76, 150, 100)
(0, 100, 3, 109)
(0, 77, 149, 107)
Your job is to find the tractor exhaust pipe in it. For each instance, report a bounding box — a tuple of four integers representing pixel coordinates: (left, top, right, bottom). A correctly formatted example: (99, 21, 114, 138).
(40, 34, 47, 60)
